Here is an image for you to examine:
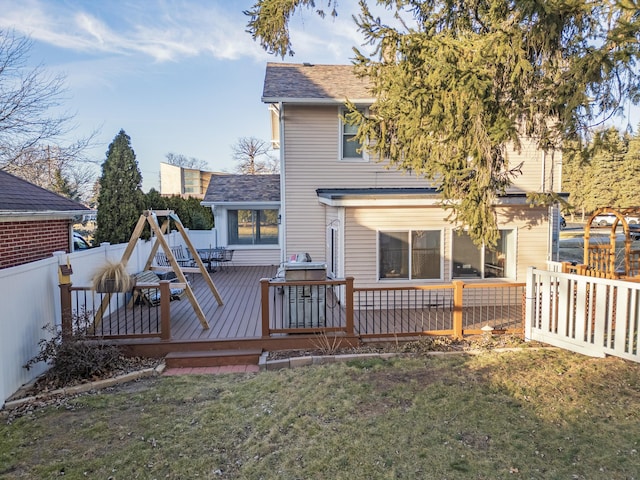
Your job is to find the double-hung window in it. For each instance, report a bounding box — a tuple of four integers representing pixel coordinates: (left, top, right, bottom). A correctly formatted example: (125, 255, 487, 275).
(451, 230, 515, 279)
(339, 108, 368, 161)
(379, 230, 442, 280)
(227, 209, 279, 246)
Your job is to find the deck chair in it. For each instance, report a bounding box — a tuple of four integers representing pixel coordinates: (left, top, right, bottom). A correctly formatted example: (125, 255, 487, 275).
(155, 247, 197, 281)
(217, 248, 235, 272)
(170, 245, 196, 267)
(133, 270, 185, 306)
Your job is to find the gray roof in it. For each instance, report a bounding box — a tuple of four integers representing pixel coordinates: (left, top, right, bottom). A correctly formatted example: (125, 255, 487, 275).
(203, 174, 280, 203)
(0, 170, 89, 214)
(262, 63, 372, 103)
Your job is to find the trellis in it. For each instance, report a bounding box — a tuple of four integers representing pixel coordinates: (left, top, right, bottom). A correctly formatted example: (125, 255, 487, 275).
(583, 207, 640, 279)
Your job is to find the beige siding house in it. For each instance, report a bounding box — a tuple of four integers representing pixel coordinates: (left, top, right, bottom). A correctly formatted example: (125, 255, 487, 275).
(260, 62, 562, 286)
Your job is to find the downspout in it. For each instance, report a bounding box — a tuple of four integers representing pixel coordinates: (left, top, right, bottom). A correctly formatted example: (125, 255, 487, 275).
(278, 101, 286, 266)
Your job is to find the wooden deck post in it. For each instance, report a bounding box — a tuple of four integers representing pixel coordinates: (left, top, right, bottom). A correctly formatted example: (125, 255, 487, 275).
(452, 280, 464, 339)
(345, 277, 354, 335)
(159, 281, 171, 341)
(260, 278, 270, 338)
(59, 283, 73, 341)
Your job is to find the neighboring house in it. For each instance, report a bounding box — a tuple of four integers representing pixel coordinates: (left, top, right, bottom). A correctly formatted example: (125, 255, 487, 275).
(261, 62, 563, 286)
(201, 174, 281, 266)
(0, 170, 90, 269)
(160, 162, 225, 199)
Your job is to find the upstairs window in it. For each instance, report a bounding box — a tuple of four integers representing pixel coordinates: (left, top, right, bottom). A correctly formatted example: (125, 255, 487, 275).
(339, 109, 368, 161)
(452, 230, 516, 279)
(228, 209, 279, 246)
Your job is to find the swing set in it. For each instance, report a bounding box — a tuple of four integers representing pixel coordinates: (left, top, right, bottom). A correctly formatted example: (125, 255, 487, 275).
(95, 210, 223, 330)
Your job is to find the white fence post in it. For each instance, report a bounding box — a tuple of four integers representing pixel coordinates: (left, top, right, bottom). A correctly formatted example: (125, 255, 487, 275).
(524, 266, 536, 341)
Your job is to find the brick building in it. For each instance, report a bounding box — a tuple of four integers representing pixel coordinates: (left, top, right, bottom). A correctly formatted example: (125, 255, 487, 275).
(0, 170, 90, 269)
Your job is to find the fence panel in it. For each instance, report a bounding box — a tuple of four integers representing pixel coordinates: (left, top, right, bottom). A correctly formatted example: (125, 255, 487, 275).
(525, 267, 640, 362)
(0, 236, 169, 407)
(0, 257, 59, 406)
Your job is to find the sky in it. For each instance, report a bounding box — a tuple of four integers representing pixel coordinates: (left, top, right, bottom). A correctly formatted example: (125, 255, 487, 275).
(0, 0, 364, 191)
(0, 1, 638, 192)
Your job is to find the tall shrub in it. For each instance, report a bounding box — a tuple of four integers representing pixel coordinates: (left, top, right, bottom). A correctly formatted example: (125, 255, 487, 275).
(95, 130, 144, 245)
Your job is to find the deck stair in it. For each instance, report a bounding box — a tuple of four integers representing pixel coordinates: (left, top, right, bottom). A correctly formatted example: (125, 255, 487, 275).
(164, 348, 263, 368)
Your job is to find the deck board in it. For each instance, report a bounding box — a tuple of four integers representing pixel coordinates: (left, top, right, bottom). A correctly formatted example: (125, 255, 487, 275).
(92, 266, 523, 345)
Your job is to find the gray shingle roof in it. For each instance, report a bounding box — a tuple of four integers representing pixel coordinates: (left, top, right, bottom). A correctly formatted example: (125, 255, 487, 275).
(262, 63, 372, 102)
(203, 174, 280, 203)
(0, 169, 89, 213)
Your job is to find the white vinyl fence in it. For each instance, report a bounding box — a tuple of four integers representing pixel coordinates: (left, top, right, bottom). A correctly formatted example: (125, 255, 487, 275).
(0, 230, 206, 407)
(525, 266, 640, 362)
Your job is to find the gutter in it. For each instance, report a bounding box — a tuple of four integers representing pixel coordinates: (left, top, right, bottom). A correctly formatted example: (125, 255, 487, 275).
(261, 97, 374, 105)
(0, 210, 89, 219)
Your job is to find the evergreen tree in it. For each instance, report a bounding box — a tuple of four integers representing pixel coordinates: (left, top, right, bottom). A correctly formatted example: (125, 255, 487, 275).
(51, 168, 80, 201)
(619, 128, 640, 207)
(246, 0, 640, 245)
(95, 130, 143, 245)
(561, 140, 589, 220)
(583, 129, 628, 211)
(142, 188, 168, 211)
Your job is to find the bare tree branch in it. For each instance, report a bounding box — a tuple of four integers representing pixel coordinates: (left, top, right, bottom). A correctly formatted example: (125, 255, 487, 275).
(232, 136, 279, 174)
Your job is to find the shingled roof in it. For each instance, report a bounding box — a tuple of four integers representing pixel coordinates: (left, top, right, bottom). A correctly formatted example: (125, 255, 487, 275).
(0, 170, 89, 215)
(202, 174, 280, 204)
(262, 63, 373, 103)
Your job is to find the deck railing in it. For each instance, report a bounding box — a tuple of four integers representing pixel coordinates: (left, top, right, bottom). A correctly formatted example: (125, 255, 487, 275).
(260, 278, 526, 339)
(260, 278, 354, 336)
(60, 281, 175, 340)
(62, 276, 526, 342)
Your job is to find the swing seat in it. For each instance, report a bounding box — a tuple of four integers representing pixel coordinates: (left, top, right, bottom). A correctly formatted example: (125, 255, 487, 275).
(133, 270, 185, 306)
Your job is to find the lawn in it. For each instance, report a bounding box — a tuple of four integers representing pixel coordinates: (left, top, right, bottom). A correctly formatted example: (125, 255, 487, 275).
(1, 348, 639, 479)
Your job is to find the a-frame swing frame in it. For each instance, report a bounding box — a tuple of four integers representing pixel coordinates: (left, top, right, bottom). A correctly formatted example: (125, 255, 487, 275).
(142, 210, 223, 329)
(95, 210, 223, 330)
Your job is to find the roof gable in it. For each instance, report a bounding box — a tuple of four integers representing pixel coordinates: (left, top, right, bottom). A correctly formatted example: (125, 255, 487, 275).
(0, 170, 89, 213)
(262, 63, 372, 103)
(203, 174, 280, 204)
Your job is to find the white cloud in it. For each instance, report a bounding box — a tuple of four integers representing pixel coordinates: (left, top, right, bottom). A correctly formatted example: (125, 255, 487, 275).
(0, 0, 273, 63)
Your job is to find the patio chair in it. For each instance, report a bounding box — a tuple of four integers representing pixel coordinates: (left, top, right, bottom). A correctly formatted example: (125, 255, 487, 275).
(170, 245, 196, 267)
(217, 248, 235, 272)
(132, 270, 185, 306)
(155, 248, 196, 281)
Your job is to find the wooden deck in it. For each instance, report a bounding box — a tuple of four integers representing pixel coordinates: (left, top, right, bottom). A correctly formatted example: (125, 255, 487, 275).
(82, 266, 524, 357)
(160, 265, 277, 341)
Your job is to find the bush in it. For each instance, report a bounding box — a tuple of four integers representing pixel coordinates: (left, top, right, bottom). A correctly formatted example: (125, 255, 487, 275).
(24, 309, 125, 388)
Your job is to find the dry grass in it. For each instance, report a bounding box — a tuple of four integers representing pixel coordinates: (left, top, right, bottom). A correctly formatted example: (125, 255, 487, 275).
(91, 261, 135, 292)
(2, 349, 640, 479)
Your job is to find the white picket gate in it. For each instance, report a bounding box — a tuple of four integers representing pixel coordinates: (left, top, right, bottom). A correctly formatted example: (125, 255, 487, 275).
(525, 266, 640, 362)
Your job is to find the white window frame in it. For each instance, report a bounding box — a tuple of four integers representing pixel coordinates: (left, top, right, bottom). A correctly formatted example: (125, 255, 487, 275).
(227, 208, 280, 247)
(338, 107, 369, 162)
(450, 229, 517, 280)
(377, 229, 444, 281)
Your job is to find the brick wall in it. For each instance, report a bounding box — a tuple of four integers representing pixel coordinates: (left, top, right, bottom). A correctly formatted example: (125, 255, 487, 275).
(0, 219, 71, 269)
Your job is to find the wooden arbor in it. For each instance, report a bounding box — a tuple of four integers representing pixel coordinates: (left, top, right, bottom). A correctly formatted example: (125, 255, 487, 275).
(114, 210, 223, 329)
(584, 207, 640, 279)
